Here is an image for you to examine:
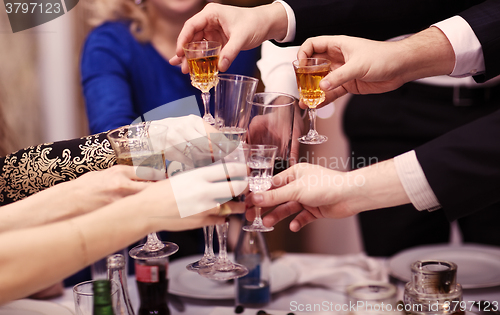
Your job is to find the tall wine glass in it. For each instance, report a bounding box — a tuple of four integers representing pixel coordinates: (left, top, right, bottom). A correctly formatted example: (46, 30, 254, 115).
(293, 58, 331, 144)
(184, 41, 221, 125)
(214, 73, 259, 141)
(247, 92, 296, 174)
(242, 145, 277, 232)
(107, 123, 179, 260)
(195, 140, 250, 280)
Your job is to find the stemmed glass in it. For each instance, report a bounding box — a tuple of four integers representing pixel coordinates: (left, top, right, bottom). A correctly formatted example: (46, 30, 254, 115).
(293, 58, 331, 144)
(194, 140, 250, 280)
(107, 122, 179, 260)
(184, 41, 221, 125)
(186, 225, 216, 271)
(242, 145, 277, 232)
(185, 142, 217, 272)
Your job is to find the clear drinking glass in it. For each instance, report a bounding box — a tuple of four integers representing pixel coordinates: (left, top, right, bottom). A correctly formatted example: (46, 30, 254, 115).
(184, 41, 221, 125)
(247, 92, 296, 174)
(404, 260, 462, 315)
(346, 282, 398, 315)
(242, 145, 277, 232)
(73, 280, 119, 315)
(107, 123, 179, 260)
(193, 140, 250, 280)
(214, 73, 259, 141)
(293, 58, 331, 145)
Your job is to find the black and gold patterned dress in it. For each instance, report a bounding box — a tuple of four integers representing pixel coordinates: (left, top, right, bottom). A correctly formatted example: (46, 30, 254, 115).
(0, 132, 116, 205)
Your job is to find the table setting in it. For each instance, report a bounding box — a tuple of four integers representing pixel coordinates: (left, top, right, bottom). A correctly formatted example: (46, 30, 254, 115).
(0, 243, 499, 314)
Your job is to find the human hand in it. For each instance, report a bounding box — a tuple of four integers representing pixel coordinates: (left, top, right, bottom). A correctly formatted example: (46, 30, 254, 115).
(140, 161, 248, 231)
(169, 2, 288, 73)
(246, 163, 358, 232)
(61, 165, 152, 216)
(247, 159, 411, 232)
(150, 115, 215, 165)
(297, 28, 455, 103)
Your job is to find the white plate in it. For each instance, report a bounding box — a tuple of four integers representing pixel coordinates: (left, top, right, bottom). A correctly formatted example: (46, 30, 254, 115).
(0, 299, 74, 315)
(168, 254, 299, 299)
(389, 243, 500, 288)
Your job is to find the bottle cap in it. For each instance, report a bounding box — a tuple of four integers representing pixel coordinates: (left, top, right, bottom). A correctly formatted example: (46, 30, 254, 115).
(107, 254, 125, 269)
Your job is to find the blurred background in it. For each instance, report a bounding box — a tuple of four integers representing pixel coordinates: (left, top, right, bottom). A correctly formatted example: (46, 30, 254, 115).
(0, 0, 363, 256)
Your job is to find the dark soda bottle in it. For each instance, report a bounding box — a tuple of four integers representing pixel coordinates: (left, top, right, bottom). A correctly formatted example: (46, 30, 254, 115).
(135, 258, 170, 315)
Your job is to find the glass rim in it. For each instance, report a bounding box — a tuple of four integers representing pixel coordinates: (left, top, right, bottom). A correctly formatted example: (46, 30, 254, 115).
(292, 58, 331, 68)
(72, 279, 119, 297)
(245, 144, 278, 151)
(247, 92, 297, 108)
(183, 40, 221, 51)
(346, 281, 397, 300)
(106, 122, 168, 141)
(217, 73, 259, 83)
(411, 260, 457, 273)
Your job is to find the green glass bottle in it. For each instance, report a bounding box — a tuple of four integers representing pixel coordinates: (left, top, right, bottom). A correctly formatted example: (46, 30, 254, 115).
(93, 280, 115, 315)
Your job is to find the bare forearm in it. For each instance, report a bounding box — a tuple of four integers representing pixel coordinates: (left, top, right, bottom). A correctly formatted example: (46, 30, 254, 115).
(0, 182, 82, 232)
(0, 195, 150, 304)
(343, 159, 411, 214)
(398, 26, 455, 82)
(264, 2, 288, 42)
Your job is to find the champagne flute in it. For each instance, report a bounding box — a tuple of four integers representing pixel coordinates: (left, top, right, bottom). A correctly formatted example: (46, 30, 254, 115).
(293, 58, 331, 144)
(107, 122, 179, 260)
(242, 145, 277, 232)
(184, 41, 221, 125)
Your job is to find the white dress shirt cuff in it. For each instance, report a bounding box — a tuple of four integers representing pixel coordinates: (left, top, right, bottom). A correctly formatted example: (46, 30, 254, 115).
(394, 151, 441, 211)
(433, 16, 485, 77)
(272, 0, 296, 43)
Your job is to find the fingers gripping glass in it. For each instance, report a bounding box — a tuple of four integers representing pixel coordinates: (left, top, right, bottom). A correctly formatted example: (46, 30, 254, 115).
(107, 123, 179, 260)
(293, 58, 331, 145)
(191, 140, 249, 280)
(184, 41, 222, 125)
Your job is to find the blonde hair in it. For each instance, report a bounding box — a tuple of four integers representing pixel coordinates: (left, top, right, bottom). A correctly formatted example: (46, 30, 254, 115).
(85, 0, 152, 42)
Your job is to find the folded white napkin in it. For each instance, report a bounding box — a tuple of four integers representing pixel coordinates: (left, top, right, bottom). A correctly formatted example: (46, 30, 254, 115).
(276, 253, 388, 291)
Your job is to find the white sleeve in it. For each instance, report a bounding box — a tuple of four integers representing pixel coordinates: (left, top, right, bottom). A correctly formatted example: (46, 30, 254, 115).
(393, 151, 441, 211)
(433, 16, 485, 77)
(272, 0, 296, 43)
(257, 41, 300, 98)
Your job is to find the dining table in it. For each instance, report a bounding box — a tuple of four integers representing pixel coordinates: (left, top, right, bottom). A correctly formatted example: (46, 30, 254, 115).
(45, 246, 500, 315)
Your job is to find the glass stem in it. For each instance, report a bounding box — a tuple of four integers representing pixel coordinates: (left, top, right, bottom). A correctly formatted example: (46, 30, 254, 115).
(215, 222, 229, 263)
(254, 206, 264, 225)
(307, 108, 319, 137)
(202, 92, 211, 118)
(144, 232, 164, 252)
(201, 225, 215, 263)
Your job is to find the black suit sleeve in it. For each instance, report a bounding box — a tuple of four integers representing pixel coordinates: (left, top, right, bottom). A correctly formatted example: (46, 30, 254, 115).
(460, 0, 500, 82)
(281, 0, 485, 46)
(415, 109, 500, 221)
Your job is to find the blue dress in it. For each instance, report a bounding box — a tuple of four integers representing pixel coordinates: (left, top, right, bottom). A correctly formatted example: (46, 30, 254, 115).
(81, 21, 259, 134)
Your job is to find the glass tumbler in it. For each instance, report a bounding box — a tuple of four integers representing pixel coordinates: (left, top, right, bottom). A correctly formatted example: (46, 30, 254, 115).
(346, 282, 398, 315)
(73, 280, 118, 315)
(403, 260, 462, 315)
